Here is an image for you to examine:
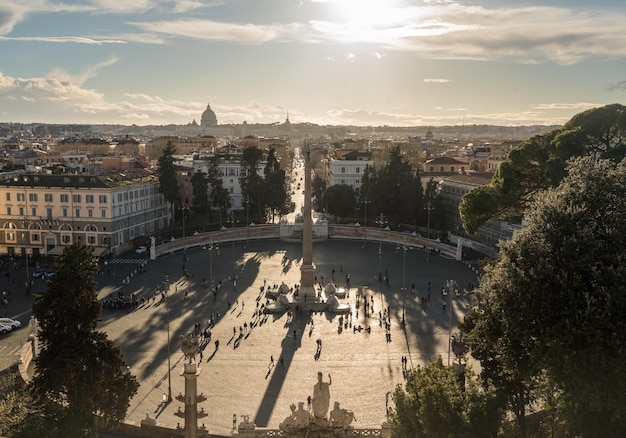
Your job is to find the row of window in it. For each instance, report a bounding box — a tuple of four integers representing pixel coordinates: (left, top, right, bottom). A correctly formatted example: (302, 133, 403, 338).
(7, 206, 108, 218)
(8, 193, 109, 203)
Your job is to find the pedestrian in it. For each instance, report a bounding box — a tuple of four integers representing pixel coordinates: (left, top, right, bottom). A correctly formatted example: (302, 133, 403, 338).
(271, 355, 274, 363)
(199, 351, 203, 362)
(233, 414, 237, 430)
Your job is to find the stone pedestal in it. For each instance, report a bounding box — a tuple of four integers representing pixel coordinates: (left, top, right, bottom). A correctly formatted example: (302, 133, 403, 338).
(182, 362, 201, 438)
(300, 145, 316, 300)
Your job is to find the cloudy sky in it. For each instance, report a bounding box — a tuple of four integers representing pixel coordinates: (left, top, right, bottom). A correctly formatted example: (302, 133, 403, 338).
(0, 0, 625, 127)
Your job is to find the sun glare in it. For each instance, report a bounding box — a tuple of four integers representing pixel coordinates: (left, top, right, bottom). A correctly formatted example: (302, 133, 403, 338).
(331, 0, 400, 26)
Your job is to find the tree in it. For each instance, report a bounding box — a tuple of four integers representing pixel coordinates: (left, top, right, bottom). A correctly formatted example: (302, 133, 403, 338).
(191, 170, 210, 216)
(157, 141, 180, 220)
(240, 146, 266, 222)
(460, 104, 626, 234)
(264, 148, 287, 222)
(390, 357, 502, 438)
(30, 243, 139, 437)
(321, 184, 356, 220)
(206, 155, 230, 226)
(461, 157, 626, 437)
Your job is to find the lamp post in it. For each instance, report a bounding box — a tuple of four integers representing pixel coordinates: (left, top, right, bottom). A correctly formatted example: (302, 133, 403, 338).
(376, 213, 385, 281)
(361, 198, 370, 248)
(426, 202, 433, 240)
(181, 207, 189, 238)
(402, 242, 407, 326)
(164, 275, 172, 402)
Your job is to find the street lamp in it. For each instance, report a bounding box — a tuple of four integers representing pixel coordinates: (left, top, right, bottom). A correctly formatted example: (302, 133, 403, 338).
(376, 213, 385, 281)
(361, 197, 370, 248)
(181, 207, 190, 238)
(425, 202, 433, 240)
(402, 242, 407, 327)
(164, 275, 172, 402)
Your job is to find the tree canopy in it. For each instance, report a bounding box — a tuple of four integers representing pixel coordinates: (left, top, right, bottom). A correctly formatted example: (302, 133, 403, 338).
(391, 357, 502, 438)
(30, 243, 138, 437)
(460, 103, 626, 234)
(157, 141, 180, 218)
(461, 157, 626, 436)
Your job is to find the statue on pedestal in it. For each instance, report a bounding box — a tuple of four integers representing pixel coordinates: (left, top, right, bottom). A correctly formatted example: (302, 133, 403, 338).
(312, 372, 332, 419)
(279, 404, 298, 433)
(293, 402, 312, 428)
(180, 333, 199, 363)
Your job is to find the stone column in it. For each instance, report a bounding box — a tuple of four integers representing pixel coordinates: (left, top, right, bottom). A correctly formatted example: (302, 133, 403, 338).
(182, 362, 201, 438)
(300, 145, 316, 300)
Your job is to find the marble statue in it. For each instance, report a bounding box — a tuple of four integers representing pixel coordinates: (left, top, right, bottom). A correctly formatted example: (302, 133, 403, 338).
(180, 332, 199, 363)
(293, 402, 312, 427)
(279, 404, 298, 432)
(329, 401, 355, 429)
(312, 372, 332, 419)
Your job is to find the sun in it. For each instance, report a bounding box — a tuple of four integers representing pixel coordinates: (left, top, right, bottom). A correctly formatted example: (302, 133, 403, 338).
(330, 0, 400, 26)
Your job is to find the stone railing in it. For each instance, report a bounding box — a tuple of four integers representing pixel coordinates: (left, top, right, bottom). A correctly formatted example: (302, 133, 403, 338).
(235, 424, 391, 438)
(153, 223, 457, 260)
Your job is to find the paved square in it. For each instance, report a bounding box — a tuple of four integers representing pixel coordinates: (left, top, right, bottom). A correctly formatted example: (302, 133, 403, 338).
(98, 238, 477, 436)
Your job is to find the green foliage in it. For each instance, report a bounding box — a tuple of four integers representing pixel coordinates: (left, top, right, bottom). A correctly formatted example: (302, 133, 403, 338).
(322, 184, 357, 219)
(460, 104, 626, 234)
(157, 141, 180, 208)
(30, 243, 139, 436)
(207, 155, 230, 223)
(240, 146, 266, 221)
(264, 148, 288, 221)
(390, 357, 503, 438)
(191, 170, 210, 215)
(462, 157, 626, 436)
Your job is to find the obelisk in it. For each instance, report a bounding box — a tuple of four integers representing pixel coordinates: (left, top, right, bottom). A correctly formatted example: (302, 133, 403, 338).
(300, 144, 316, 299)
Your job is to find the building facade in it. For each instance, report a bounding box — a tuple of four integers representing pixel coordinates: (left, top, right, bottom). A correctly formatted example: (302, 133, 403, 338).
(0, 171, 170, 258)
(325, 150, 373, 192)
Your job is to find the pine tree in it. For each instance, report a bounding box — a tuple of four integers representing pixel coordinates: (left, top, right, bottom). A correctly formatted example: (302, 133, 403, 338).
(30, 243, 139, 437)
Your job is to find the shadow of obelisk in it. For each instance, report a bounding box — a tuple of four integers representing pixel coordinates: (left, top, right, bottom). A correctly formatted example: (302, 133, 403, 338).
(300, 144, 316, 300)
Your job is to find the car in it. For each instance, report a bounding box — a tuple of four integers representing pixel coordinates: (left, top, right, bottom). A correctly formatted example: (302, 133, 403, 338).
(0, 323, 13, 334)
(32, 269, 45, 278)
(135, 245, 148, 254)
(43, 270, 56, 279)
(0, 318, 21, 329)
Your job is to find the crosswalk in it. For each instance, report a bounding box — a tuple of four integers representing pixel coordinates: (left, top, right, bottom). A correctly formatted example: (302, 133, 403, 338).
(105, 258, 148, 265)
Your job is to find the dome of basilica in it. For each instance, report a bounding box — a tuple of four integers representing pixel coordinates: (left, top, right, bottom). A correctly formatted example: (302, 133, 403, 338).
(201, 103, 218, 127)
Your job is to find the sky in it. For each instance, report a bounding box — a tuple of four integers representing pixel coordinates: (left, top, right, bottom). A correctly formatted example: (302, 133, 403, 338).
(0, 0, 625, 127)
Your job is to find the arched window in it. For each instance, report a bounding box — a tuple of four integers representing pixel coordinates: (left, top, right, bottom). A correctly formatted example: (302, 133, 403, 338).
(85, 224, 98, 232)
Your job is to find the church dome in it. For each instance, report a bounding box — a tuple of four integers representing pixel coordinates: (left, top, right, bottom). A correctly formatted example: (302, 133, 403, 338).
(201, 103, 218, 127)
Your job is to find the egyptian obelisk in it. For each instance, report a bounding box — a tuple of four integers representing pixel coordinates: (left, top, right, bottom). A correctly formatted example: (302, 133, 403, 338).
(300, 144, 316, 299)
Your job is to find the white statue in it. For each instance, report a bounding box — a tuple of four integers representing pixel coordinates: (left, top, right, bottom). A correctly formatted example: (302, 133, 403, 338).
(293, 401, 312, 427)
(329, 401, 355, 429)
(279, 404, 298, 432)
(312, 372, 332, 419)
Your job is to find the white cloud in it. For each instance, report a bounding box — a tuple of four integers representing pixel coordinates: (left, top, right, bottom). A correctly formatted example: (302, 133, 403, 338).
(130, 19, 293, 43)
(0, 35, 126, 44)
(424, 78, 450, 83)
(532, 103, 603, 110)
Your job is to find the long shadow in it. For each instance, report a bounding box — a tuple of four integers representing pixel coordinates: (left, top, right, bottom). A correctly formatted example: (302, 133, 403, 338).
(253, 313, 308, 427)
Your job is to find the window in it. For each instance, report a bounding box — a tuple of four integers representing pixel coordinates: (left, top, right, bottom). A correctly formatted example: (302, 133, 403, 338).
(88, 209, 93, 217)
(88, 236, 96, 244)
(62, 235, 71, 243)
(5, 193, 9, 201)
(60, 194, 69, 203)
(19, 207, 24, 216)
(47, 208, 52, 219)
(17, 193, 24, 201)
(341, 167, 346, 173)
(75, 209, 80, 217)
(99, 195, 107, 203)
(73, 194, 81, 203)
(6, 207, 11, 215)
(356, 167, 360, 174)
(32, 234, 40, 242)
(45, 194, 53, 202)
(86, 195, 94, 203)
(101, 209, 107, 218)
(29, 193, 38, 202)
(117, 193, 123, 202)
(31, 207, 36, 216)
(63, 208, 68, 217)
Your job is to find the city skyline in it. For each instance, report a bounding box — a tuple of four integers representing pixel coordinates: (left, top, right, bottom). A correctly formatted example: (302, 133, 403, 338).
(0, 0, 625, 127)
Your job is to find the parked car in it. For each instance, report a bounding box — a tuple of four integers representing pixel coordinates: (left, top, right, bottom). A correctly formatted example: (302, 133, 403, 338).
(32, 269, 45, 278)
(43, 270, 56, 279)
(0, 318, 21, 329)
(0, 323, 13, 334)
(135, 245, 148, 254)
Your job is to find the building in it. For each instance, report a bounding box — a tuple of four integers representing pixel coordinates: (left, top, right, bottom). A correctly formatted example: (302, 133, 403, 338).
(324, 150, 373, 192)
(438, 172, 516, 251)
(0, 170, 170, 258)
